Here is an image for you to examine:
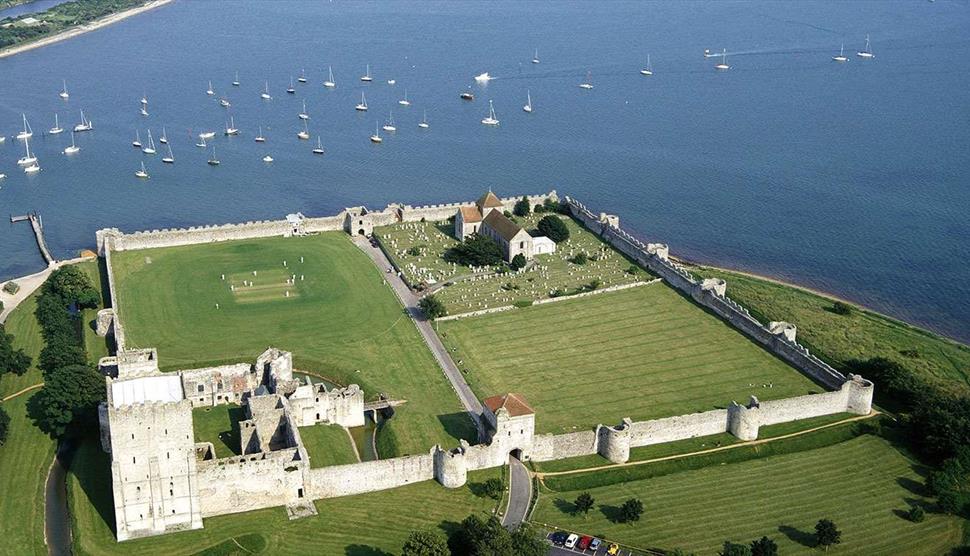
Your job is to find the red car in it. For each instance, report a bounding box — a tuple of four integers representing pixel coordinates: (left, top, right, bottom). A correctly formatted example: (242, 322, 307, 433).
(577, 536, 593, 550)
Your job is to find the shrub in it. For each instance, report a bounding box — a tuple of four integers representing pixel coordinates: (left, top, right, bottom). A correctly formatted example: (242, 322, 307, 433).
(2, 281, 20, 295)
(626, 265, 639, 275)
(481, 477, 503, 500)
(618, 498, 643, 523)
(406, 246, 422, 256)
(513, 300, 533, 308)
(574, 492, 594, 516)
(0, 405, 9, 446)
(418, 295, 447, 319)
(401, 530, 449, 556)
(586, 280, 601, 291)
(720, 541, 751, 556)
(831, 301, 853, 316)
(510, 253, 527, 271)
(533, 204, 545, 213)
(0, 324, 31, 376)
(814, 519, 841, 550)
(542, 198, 559, 213)
(513, 196, 531, 217)
(907, 505, 925, 523)
(503, 210, 514, 219)
(444, 233, 504, 267)
(537, 215, 570, 243)
(749, 536, 777, 556)
(570, 253, 588, 265)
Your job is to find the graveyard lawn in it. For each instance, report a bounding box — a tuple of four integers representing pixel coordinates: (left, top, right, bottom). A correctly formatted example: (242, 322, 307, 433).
(439, 284, 819, 434)
(110, 233, 475, 457)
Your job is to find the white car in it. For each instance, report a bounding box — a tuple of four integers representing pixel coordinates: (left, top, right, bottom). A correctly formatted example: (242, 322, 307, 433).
(564, 533, 580, 549)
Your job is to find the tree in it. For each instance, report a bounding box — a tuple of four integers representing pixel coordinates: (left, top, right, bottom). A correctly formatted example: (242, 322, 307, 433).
(0, 324, 31, 376)
(38, 341, 87, 376)
(537, 215, 569, 243)
(44, 266, 99, 308)
(831, 301, 853, 316)
(32, 364, 105, 438)
(444, 233, 504, 267)
(513, 196, 531, 217)
(618, 498, 643, 523)
(815, 519, 841, 550)
(574, 492, 594, 516)
(907, 505, 925, 523)
(508, 524, 547, 556)
(401, 530, 449, 556)
(0, 405, 9, 446)
(749, 536, 778, 556)
(509, 253, 526, 271)
(481, 478, 503, 500)
(720, 541, 751, 556)
(418, 295, 447, 319)
(570, 253, 588, 265)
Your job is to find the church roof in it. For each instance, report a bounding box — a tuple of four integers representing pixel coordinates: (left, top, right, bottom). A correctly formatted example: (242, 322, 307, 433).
(483, 210, 524, 242)
(458, 206, 483, 223)
(476, 190, 504, 209)
(483, 393, 534, 417)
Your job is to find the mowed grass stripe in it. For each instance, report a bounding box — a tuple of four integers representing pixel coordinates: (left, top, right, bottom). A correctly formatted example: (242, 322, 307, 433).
(442, 285, 816, 433)
(533, 436, 962, 555)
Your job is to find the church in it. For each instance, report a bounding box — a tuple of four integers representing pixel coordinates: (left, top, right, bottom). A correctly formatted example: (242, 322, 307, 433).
(453, 191, 556, 263)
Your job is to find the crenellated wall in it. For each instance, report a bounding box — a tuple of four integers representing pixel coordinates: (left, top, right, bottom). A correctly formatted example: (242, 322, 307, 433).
(196, 448, 305, 517)
(308, 452, 435, 499)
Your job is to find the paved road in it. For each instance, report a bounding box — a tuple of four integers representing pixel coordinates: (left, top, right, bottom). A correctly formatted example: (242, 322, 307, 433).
(0, 256, 92, 324)
(502, 456, 531, 529)
(352, 237, 485, 435)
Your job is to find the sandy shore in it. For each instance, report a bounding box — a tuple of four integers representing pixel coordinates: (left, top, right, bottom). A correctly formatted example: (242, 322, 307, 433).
(0, 0, 172, 59)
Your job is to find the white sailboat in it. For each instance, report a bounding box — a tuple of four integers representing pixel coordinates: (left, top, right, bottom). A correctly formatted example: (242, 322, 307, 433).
(49, 113, 64, 134)
(312, 136, 325, 154)
(142, 129, 156, 154)
(17, 135, 37, 165)
(206, 80, 215, 95)
(361, 64, 373, 82)
(370, 122, 382, 143)
(298, 99, 310, 120)
(140, 105, 149, 117)
(262, 155, 274, 163)
(399, 89, 411, 106)
(208, 146, 220, 165)
(59, 79, 69, 99)
(383, 111, 396, 132)
(523, 90, 533, 113)
(141, 92, 148, 106)
(74, 110, 93, 132)
(219, 98, 231, 108)
(532, 48, 540, 64)
(286, 77, 296, 94)
(196, 135, 207, 148)
(135, 161, 149, 179)
(715, 49, 730, 70)
(159, 126, 168, 144)
(481, 100, 499, 125)
(232, 71, 240, 87)
(387, 79, 396, 85)
(474, 72, 492, 83)
(857, 34, 874, 58)
(298, 68, 307, 83)
(161, 143, 174, 163)
(16, 114, 33, 140)
(224, 116, 239, 136)
(297, 119, 310, 140)
(579, 71, 593, 89)
(323, 65, 336, 88)
(24, 161, 41, 174)
(132, 129, 142, 148)
(199, 130, 216, 139)
(418, 110, 429, 129)
(261, 81, 272, 100)
(355, 92, 368, 111)
(832, 42, 848, 63)
(63, 132, 79, 155)
(640, 54, 653, 76)
(255, 126, 266, 143)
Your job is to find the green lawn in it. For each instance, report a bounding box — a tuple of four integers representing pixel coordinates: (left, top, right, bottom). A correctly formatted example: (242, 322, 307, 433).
(440, 284, 819, 434)
(698, 266, 970, 392)
(192, 404, 244, 459)
(298, 424, 360, 467)
(111, 233, 475, 456)
(533, 435, 963, 555)
(67, 433, 502, 556)
(0, 291, 45, 399)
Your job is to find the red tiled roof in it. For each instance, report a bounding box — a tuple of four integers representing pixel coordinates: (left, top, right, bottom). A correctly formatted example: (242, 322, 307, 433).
(483, 210, 524, 242)
(476, 190, 504, 209)
(458, 206, 483, 223)
(483, 393, 534, 417)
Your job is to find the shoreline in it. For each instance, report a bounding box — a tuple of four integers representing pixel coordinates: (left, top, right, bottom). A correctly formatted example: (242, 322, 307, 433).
(0, 0, 172, 60)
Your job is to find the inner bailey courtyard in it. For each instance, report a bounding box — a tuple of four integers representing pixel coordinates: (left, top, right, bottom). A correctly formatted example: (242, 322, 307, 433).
(92, 190, 874, 541)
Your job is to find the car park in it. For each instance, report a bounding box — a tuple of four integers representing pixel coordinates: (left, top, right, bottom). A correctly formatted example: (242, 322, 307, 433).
(564, 533, 580, 549)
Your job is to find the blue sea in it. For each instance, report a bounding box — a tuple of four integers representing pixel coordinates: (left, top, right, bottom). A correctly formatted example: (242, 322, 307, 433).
(0, 0, 968, 342)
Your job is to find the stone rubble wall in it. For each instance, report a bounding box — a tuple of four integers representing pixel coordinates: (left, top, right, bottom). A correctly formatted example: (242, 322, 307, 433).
(307, 452, 434, 499)
(196, 448, 303, 518)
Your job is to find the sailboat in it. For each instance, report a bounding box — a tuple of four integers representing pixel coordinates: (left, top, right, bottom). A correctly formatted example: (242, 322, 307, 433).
(224, 116, 239, 136)
(206, 80, 215, 95)
(140, 104, 149, 117)
(361, 64, 373, 82)
(132, 129, 142, 148)
(135, 161, 149, 179)
(49, 113, 64, 134)
(298, 68, 307, 83)
(141, 92, 148, 106)
(355, 92, 368, 111)
(399, 89, 411, 106)
(255, 126, 266, 143)
(640, 54, 653, 76)
(232, 71, 240, 86)
(579, 71, 593, 89)
(142, 129, 156, 154)
(24, 161, 41, 174)
(370, 122, 382, 143)
(159, 126, 168, 144)
(383, 111, 396, 132)
(532, 48, 540, 64)
(74, 110, 93, 132)
(260, 81, 272, 100)
(323, 65, 336, 88)
(298, 99, 310, 120)
(199, 130, 216, 139)
(219, 98, 231, 108)
(715, 49, 730, 70)
(262, 155, 274, 163)
(481, 100, 499, 125)
(64, 132, 80, 155)
(418, 111, 429, 129)
(286, 77, 296, 94)
(857, 34, 874, 58)
(196, 135, 207, 148)
(16, 114, 33, 140)
(523, 90, 533, 113)
(17, 135, 37, 165)
(312, 136, 325, 154)
(207, 146, 220, 165)
(297, 119, 310, 140)
(161, 143, 174, 163)
(59, 79, 69, 99)
(832, 43, 848, 63)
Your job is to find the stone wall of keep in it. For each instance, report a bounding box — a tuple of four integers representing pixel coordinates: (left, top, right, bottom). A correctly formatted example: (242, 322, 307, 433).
(196, 449, 304, 517)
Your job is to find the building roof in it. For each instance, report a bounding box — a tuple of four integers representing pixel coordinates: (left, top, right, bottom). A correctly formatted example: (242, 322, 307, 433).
(483, 210, 525, 242)
(111, 375, 184, 408)
(476, 190, 504, 210)
(458, 206, 483, 223)
(483, 393, 534, 417)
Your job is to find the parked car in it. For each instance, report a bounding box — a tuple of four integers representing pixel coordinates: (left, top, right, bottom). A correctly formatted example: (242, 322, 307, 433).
(565, 533, 580, 549)
(590, 538, 602, 551)
(578, 536, 593, 550)
(550, 531, 568, 546)
(607, 543, 621, 555)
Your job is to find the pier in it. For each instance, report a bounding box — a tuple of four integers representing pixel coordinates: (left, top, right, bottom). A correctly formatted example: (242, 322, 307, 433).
(10, 212, 55, 266)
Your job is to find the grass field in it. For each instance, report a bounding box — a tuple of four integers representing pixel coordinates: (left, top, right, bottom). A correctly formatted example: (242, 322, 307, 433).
(533, 435, 963, 555)
(192, 404, 243, 459)
(698, 266, 970, 392)
(111, 233, 475, 456)
(299, 424, 360, 467)
(440, 284, 819, 434)
(67, 433, 502, 556)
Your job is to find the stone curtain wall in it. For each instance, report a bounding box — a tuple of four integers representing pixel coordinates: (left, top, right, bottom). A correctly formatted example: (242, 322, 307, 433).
(307, 452, 435, 499)
(196, 448, 304, 518)
(101, 245, 126, 349)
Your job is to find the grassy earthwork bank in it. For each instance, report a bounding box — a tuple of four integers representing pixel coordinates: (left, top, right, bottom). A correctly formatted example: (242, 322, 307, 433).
(111, 233, 475, 456)
(533, 434, 964, 555)
(440, 284, 819, 434)
(67, 429, 502, 556)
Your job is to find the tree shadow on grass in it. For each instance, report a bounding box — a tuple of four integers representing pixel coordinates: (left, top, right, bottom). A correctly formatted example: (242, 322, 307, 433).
(345, 545, 392, 556)
(778, 524, 815, 548)
(553, 497, 576, 515)
(64, 432, 117, 536)
(897, 476, 928, 497)
(599, 503, 624, 524)
(437, 412, 477, 444)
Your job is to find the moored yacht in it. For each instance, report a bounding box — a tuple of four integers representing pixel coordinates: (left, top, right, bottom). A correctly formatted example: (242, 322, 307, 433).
(132, 129, 142, 148)
(579, 71, 593, 89)
(59, 79, 70, 99)
(370, 122, 382, 143)
(232, 71, 240, 86)
(399, 89, 411, 106)
(262, 155, 274, 163)
(74, 110, 93, 132)
(298, 68, 307, 83)
(298, 99, 310, 120)
(833, 43, 848, 63)
(323, 65, 336, 88)
(523, 90, 533, 113)
(481, 100, 499, 125)
(224, 116, 239, 136)
(383, 111, 396, 132)
(418, 110, 429, 129)
(206, 80, 215, 95)
(17, 135, 37, 165)
(162, 143, 174, 163)
(135, 161, 149, 179)
(715, 49, 731, 70)
(312, 136, 325, 154)
(260, 81, 272, 99)
(361, 64, 373, 82)
(355, 92, 368, 111)
(857, 34, 874, 58)
(159, 126, 168, 144)
(64, 132, 80, 155)
(208, 146, 220, 165)
(16, 114, 33, 140)
(287, 77, 296, 94)
(640, 54, 654, 76)
(532, 48, 540, 64)
(142, 129, 156, 154)
(255, 126, 266, 143)
(49, 113, 64, 134)
(297, 119, 310, 140)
